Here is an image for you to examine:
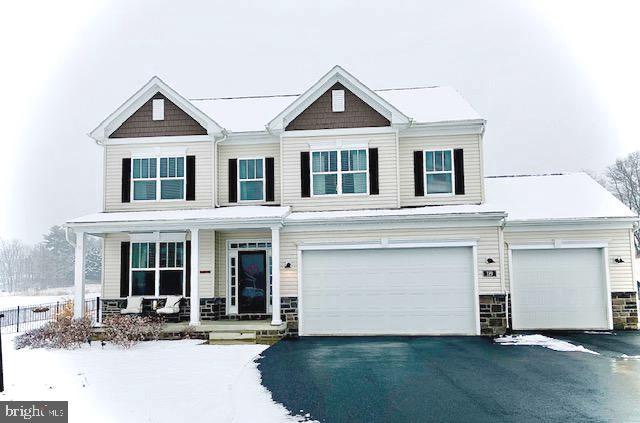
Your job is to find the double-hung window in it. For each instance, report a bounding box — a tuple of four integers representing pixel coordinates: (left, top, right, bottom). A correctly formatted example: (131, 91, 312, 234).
(130, 241, 185, 296)
(238, 158, 264, 201)
(158, 242, 184, 295)
(131, 242, 156, 295)
(312, 149, 367, 195)
(424, 149, 453, 195)
(132, 157, 185, 201)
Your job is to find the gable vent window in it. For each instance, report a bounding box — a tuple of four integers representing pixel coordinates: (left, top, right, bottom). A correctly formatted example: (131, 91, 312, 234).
(152, 99, 165, 121)
(331, 90, 345, 112)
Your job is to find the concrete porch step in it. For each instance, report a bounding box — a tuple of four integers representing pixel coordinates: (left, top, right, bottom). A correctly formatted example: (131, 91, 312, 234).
(209, 331, 257, 341)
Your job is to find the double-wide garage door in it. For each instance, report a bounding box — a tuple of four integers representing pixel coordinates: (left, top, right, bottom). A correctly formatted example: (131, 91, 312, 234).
(300, 247, 478, 336)
(511, 248, 610, 330)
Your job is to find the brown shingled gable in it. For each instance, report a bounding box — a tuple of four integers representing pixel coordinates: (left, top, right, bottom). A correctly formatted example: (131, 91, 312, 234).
(285, 83, 390, 131)
(109, 92, 207, 138)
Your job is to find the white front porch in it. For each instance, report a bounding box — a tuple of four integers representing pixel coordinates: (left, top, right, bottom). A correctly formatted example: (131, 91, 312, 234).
(66, 206, 290, 326)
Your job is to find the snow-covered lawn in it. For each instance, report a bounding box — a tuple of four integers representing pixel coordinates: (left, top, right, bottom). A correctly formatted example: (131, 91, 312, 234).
(0, 285, 100, 309)
(495, 334, 599, 354)
(0, 336, 310, 423)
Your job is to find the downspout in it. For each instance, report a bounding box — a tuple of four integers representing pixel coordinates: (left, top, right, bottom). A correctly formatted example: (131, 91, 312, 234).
(498, 217, 509, 329)
(213, 130, 229, 207)
(65, 226, 76, 247)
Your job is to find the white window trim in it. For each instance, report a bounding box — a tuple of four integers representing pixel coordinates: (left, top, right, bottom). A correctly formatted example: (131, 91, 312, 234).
(237, 157, 267, 203)
(130, 241, 186, 297)
(131, 155, 187, 202)
(310, 148, 369, 197)
(423, 148, 455, 197)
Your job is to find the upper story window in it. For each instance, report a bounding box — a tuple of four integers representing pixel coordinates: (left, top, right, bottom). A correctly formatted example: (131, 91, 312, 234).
(312, 149, 367, 196)
(132, 157, 185, 201)
(130, 241, 185, 296)
(238, 158, 265, 201)
(424, 149, 453, 195)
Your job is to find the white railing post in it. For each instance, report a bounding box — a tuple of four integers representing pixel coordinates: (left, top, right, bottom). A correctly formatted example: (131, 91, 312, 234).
(271, 226, 282, 325)
(190, 228, 200, 326)
(73, 231, 86, 319)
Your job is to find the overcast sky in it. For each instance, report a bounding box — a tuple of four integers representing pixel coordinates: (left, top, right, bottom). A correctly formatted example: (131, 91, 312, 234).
(1, 0, 639, 243)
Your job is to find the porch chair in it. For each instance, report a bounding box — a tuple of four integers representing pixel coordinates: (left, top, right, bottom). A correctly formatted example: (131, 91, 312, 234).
(120, 296, 144, 315)
(156, 295, 183, 315)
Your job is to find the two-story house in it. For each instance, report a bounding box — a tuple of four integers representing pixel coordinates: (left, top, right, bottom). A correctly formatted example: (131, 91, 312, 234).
(66, 66, 639, 337)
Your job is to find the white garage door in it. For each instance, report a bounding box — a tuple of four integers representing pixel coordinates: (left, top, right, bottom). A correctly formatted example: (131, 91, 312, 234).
(511, 248, 610, 330)
(300, 247, 478, 336)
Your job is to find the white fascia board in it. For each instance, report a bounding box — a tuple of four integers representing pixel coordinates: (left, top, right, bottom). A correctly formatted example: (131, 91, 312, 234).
(220, 131, 279, 145)
(103, 135, 213, 146)
(284, 212, 506, 230)
(504, 217, 638, 232)
(89, 76, 226, 142)
(66, 217, 286, 234)
(281, 126, 396, 138)
(267, 65, 410, 132)
(400, 120, 486, 137)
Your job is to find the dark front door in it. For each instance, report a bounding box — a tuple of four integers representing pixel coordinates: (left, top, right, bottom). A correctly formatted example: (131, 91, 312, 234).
(238, 250, 267, 314)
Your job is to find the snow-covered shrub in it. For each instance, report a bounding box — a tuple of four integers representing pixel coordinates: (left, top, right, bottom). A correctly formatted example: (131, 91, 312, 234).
(102, 315, 163, 348)
(15, 317, 93, 349)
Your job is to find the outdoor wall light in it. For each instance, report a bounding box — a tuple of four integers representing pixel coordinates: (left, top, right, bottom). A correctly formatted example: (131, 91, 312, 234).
(284, 262, 292, 269)
(486, 258, 495, 264)
(614, 257, 625, 263)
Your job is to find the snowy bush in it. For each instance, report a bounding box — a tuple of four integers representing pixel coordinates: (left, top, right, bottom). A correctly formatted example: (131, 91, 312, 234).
(15, 317, 93, 350)
(102, 315, 163, 348)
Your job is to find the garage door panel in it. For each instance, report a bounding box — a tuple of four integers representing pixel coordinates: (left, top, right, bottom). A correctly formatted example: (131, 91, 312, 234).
(301, 247, 477, 335)
(512, 248, 609, 330)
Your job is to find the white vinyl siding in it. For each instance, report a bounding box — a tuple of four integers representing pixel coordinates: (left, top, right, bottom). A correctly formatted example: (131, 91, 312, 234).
(102, 231, 215, 299)
(217, 141, 280, 206)
(279, 225, 501, 297)
(104, 140, 212, 211)
(504, 228, 636, 292)
(282, 132, 397, 211)
(399, 134, 483, 206)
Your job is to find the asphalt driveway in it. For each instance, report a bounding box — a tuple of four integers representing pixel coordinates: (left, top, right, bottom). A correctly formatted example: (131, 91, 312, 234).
(258, 333, 640, 422)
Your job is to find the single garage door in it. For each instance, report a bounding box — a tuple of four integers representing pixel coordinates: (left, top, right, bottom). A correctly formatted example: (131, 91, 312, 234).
(511, 248, 610, 330)
(300, 247, 477, 335)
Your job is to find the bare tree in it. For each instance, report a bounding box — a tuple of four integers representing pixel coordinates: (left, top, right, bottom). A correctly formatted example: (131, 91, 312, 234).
(0, 239, 30, 292)
(606, 151, 640, 254)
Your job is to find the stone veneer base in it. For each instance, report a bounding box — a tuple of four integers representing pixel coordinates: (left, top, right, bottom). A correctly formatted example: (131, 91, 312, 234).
(102, 292, 638, 339)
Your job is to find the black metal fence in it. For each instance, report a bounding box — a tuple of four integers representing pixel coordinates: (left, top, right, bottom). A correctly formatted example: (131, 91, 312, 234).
(0, 297, 100, 334)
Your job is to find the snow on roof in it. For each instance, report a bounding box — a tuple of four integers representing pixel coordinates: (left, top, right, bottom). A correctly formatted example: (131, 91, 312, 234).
(286, 204, 504, 222)
(484, 173, 637, 221)
(190, 86, 481, 133)
(67, 206, 290, 225)
(377, 87, 482, 124)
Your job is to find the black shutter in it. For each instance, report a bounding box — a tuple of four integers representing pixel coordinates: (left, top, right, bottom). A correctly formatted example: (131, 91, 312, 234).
(228, 159, 237, 202)
(413, 151, 424, 196)
(122, 158, 131, 203)
(265, 157, 275, 202)
(120, 242, 130, 297)
(454, 149, 465, 195)
(368, 148, 379, 195)
(185, 241, 191, 298)
(300, 152, 311, 198)
(186, 155, 196, 201)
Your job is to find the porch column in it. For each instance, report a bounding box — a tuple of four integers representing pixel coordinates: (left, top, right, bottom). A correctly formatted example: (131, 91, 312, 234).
(73, 230, 86, 319)
(190, 228, 200, 326)
(271, 226, 282, 325)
